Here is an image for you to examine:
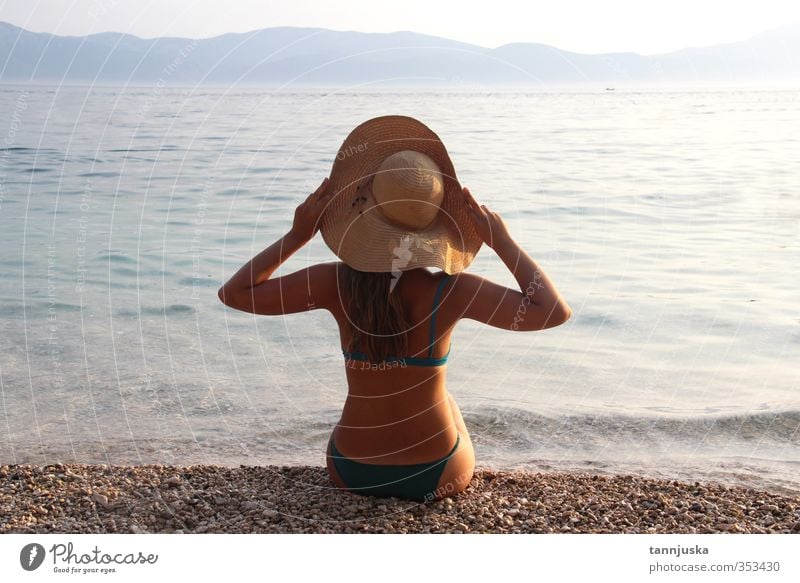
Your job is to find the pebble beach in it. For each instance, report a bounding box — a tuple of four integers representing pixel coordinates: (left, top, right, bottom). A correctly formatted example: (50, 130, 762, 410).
(2, 464, 800, 534)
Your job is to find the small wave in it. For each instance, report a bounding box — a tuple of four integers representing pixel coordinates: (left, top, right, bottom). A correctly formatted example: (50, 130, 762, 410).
(1, 147, 63, 156)
(95, 252, 137, 264)
(0, 299, 84, 317)
(177, 276, 218, 287)
(214, 236, 251, 245)
(572, 311, 619, 327)
(467, 405, 800, 448)
(116, 304, 196, 317)
(1, 147, 38, 152)
(107, 266, 174, 278)
(77, 171, 119, 178)
(46, 302, 83, 313)
(0, 259, 33, 267)
(110, 267, 139, 277)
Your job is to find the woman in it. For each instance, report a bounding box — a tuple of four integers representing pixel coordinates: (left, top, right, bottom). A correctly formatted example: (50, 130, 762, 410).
(218, 116, 572, 503)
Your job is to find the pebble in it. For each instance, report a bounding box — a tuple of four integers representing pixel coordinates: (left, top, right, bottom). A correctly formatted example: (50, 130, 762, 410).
(1, 464, 799, 534)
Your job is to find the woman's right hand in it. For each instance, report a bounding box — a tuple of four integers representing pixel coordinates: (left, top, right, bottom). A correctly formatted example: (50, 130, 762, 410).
(462, 186, 513, 249)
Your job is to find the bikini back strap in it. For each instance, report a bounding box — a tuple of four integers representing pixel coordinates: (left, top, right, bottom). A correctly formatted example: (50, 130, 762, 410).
(428, 274, 452, 357)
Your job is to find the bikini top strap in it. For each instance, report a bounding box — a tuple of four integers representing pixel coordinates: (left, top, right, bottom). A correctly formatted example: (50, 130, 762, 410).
(428, 274, 452, 357)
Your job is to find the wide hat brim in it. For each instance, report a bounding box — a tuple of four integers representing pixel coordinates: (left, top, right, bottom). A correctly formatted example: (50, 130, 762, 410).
(320, 115, 482, 274)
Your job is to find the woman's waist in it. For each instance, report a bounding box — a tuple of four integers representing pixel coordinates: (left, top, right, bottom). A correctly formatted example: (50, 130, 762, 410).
(343, 367, 446, 397)
(341, 381, 449, 412)
(332, 423, 460, 465)
(334, 402, 458, 464)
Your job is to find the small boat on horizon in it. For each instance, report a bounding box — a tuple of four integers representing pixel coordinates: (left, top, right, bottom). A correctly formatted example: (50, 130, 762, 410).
(605, 87, 615, 91)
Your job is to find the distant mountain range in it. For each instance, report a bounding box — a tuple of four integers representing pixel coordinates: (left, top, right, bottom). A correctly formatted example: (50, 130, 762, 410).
(0, 21, 798, 86)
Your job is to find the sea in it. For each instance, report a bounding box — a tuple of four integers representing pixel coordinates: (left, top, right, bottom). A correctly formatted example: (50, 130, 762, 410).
(1, 84, 798, 495)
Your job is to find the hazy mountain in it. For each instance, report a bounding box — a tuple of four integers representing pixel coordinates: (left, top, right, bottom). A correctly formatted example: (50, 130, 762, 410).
(0, 20, 797, 86)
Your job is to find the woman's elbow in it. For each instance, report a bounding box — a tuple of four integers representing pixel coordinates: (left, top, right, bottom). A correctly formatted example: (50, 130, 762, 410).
(553, 303, 572, 326)
(511, 302, 572, 332)
(218, 286, 240, 308)
(535, 303, 572, 330)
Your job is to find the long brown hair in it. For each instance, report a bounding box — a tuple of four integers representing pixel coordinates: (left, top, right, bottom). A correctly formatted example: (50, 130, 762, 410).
(339, 263, 410, 362)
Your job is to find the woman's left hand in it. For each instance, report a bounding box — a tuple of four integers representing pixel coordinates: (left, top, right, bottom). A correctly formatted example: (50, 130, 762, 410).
(289, 177, 332, 241)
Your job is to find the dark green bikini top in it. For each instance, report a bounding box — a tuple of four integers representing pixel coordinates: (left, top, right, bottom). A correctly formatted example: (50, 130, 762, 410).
(342, 274, 452, 367)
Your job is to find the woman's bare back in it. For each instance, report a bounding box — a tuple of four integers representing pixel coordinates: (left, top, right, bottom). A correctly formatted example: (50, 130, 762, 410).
(329, 266, 460, 464)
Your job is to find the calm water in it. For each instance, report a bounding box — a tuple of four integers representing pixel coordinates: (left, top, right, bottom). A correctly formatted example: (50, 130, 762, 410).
(1, 85, 798, 495)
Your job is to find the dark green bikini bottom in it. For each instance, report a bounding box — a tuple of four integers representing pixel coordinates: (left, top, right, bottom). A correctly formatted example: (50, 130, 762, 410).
(330, 434, 461, 503)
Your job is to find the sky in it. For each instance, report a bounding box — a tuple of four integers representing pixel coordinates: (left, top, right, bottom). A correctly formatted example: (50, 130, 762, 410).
(1, 0, 799, 55)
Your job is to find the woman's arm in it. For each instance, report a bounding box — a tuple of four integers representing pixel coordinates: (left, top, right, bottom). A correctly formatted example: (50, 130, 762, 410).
(455, 186, 572, 331)
(492, 233, 572, 327)
(217, 229, 308, 304)
(217, 178, 337, 314)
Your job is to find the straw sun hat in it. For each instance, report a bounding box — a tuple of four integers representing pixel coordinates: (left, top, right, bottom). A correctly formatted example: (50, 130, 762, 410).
(319, 115, 482, 275)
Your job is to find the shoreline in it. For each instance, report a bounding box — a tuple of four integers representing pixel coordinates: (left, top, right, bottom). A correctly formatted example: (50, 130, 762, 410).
(2, 463, 799, 534)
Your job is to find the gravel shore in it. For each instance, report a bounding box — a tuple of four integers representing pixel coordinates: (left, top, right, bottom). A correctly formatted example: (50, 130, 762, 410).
(2, 463, 799, 534)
